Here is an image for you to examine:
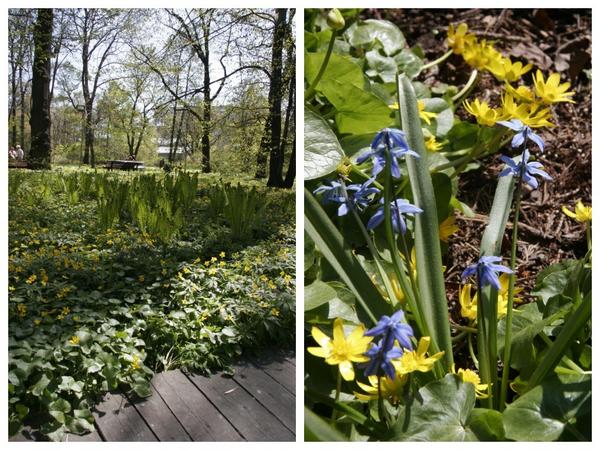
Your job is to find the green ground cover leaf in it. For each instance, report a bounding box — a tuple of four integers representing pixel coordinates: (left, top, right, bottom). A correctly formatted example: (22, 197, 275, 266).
(304, 108, 344, 180)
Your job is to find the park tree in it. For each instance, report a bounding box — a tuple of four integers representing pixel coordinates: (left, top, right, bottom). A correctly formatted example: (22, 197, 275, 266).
(29, 8, 54, 169)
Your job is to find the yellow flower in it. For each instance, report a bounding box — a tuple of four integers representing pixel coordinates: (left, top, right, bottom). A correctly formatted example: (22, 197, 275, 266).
(418, 100, 437, 125)
(499, 94, 554, 128)
(208, 267, 217, 276)
(504, 83, 536, 103)
(533, 70, 575, 104)
(307, 318, 373, 381)
(138, 275, 145, 282)
(396, 336, 444, 375)
(425, 135, 443, 152)
(62, 306, 70, 315)
(211, 256, 218, 263)
(17, 303, 27, 318)
(219, 251, 226, 258)
(562, 200, 592, 223)
(270, 308, 280, 317)
(69, 335, 80, 345)
(447, 23, 476, 55)
(439, 215, 459, 242)
(26, 274, 37, 284)
(460, 274, 521, 322)
(355, 372, 408, 403)
(463, 98, 502, 126)
(452, 365, 489, 399)
(131, 355, 141, 370)
(40, 270, 48, 287)
(487, 57, 532, 82)
(462, 40, 502, 71)
(34, 318, 42, 327)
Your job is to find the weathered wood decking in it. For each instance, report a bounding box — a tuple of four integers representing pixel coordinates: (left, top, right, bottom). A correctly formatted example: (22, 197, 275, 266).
(11, 349, 295, 442)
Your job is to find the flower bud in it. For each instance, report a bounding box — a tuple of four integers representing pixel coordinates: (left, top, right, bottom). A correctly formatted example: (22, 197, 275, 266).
(326, 9, 345, 31)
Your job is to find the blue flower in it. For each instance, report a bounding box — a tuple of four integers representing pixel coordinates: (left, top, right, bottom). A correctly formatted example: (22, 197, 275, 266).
(497, 119, 545, 152)
(364, 340, 403, 380)
(365, 309, 414, 352)
(340, 179, 380, 216)
(356, 128, 420, 178)
(313, 179, 379, 217)
(499, 149, 552, 190)
(462, 255, 513, 290)
(366, 198, 423, 234)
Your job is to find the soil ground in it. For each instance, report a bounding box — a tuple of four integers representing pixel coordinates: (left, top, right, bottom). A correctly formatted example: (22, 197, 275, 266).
(364, 9, 591, 320)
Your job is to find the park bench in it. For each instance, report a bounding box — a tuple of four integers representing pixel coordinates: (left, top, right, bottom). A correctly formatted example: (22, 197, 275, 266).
(8, 160, 29, 169)
(103, 160, 145, 171)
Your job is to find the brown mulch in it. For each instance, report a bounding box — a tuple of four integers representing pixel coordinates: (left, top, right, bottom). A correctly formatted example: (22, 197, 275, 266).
(363, 9, 591, 320)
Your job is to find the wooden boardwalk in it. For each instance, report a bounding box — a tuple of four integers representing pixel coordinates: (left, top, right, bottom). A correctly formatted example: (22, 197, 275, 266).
(12, 349, 295, 442)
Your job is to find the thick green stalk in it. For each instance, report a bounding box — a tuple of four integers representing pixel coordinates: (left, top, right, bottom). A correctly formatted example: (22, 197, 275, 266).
(396, 74, 453, 370)
(476, 276, 494, 408)
(332, 370, 342, 423)
(305, 30, 337, 101)
(382, 148, 426, 336)
(499, 177, 523, 411)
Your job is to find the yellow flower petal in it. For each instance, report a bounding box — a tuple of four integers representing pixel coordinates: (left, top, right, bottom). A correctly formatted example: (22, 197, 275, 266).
(338, 360, 355, 381)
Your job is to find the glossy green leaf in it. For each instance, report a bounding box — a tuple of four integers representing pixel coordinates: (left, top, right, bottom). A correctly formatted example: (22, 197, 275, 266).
(345, 19, 405, 55)
(320, 79, 394, 135)
(394, 48, 423, 79)
(305, 280, 338, 311)
(305, 52, 365, 90)
(503, 374, 591, 441)
(467, 408, 506, 441)
(389, 374, 477, 441)
(422, 97, 454, 138)
(304, 108, 344, 180)
(365, 50, 398, 83)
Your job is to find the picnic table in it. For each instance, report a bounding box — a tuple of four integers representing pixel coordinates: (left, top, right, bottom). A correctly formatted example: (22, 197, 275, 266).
(103, 160, 145, 171)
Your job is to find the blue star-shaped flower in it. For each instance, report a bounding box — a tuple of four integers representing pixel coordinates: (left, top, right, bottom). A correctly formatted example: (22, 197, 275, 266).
(364, 309, 414, 352)
(366, 198, 423, 234)
(364, 340, 403, 380)
(497, 119, 545, 152)
(356, 128, 420, 179)
(313, 179, 379, 217)
(462, 255, 513, 290)
(499, 149, 552, 190)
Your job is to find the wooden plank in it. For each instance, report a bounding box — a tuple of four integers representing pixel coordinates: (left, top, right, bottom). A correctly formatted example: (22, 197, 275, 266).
(151, 370, 242, 442)
(127, 382, 191, 441)
(66, 428, 104, 442)
(93, 391, 157, 442)
(233, 360, 295, 432)
(188, 372, 294, 441)
(251, 352, 295, 394)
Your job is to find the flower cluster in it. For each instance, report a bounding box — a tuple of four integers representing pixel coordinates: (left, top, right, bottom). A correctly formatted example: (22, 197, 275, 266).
(363, 309, 414, 380)
(451, 23, 575, 129)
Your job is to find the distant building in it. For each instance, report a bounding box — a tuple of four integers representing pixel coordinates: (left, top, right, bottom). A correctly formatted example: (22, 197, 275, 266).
(157, 144, 186, 161)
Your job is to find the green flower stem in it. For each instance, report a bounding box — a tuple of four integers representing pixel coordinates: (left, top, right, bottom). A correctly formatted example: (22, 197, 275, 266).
(343, 182, 400, 307)
(499, 172, 523, 411)
(586, 222, 591, 252)
(332, 370, 342, 424)
(467, 332, 479, 368)
(383, 146, 427, 340)
(451, 329, 468, 343)
(305, 30, 337, 101)
(451, 69, 479, 103)
(476, 277, 494, 408)
(421, 49, 453, 71)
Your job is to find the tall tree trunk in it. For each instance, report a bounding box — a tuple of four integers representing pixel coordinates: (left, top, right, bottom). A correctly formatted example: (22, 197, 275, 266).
(265, 9, 287, 187)
(281, 75, 296, 189)
(283, 140, 296, 188)
(19, 66, 26, 150)
(201, 36, 211, 173)
(29, 8, 53, 169)
(10, 66, 17, 147)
